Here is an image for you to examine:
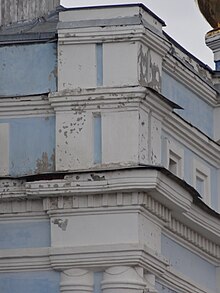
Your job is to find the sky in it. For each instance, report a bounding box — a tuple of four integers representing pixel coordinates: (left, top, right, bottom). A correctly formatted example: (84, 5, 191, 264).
(61, 0, 214, 69)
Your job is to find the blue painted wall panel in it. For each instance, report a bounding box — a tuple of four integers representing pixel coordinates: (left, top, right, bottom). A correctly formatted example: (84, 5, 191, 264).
(161, 234, 216, 291)
(162, 71, 214, 137)
(0, 43, 57, 97)
(210, 167, 218, 208)
(0, 116, 55, 176)
(215, 61, 220, 71)
(0, 271, 60, 293)
(0, 220, 50, 249)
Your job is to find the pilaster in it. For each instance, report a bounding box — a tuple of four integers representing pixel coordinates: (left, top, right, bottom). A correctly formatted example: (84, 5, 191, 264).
(60, 269, 93, 293)
(101, 266, 154, 293)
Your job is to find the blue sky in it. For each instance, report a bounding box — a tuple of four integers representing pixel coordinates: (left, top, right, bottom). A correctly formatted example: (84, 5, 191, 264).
(61, 0, 214, 68)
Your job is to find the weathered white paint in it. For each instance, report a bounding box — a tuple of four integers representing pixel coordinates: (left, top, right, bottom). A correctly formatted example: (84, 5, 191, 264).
(51, 213, 139, 247)
(60, 269, 93, 293)
(0, 123, 9, 176)
(138, 108, 149, 165)
(138, 213, 161, 252)
(206, 31, 220, 65)
(150, 114, 162, 165)
(103, 42, 138, 87)
(138, 43, 162, 92)
(1, 4, 220, 293)
(193, 159, 211, 205)
(56, 111, 93, 171)
(102, 111, 139, 165)
(58, 44, 97, 90)
(59, 6, 142, 22)
(102, 266, 147, 293)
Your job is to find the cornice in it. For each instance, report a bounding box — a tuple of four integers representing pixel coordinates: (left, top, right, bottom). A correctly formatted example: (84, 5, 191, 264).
(43, 193, 171, 226)
(0, 95, 54, 118)
(58, 25, 146, 44)
(58, 20, 169, 57)
(0, 244, 168, 274)
(0, 247, 50, 272)
(49, 87, 174, 122)
(167, 216, 220, 260)
(26, 170, 192, 214)
(183, 204, 220, 243)
(163, 54, 217, 107)
(159, 268, 215, 293)
(49, 244, 168, 275)
(49, 86, 145, 112)
(163, 112, 220, 167)
(1, 168, 220, 261)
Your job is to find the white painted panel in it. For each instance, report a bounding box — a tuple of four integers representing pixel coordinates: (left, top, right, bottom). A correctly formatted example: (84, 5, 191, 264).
(138, 108, 149, 164)
(59, 6, 140, 22)
(103, 42, 138, 87)
(138, 214, 161, 252)
(58, 44, 96, 90)
(51, 213, 139, 247)
(102, 111, 139, 165)
(150, 114, 161, 164)
(0, 123, 9, 176)
(56, 112, 93, 171)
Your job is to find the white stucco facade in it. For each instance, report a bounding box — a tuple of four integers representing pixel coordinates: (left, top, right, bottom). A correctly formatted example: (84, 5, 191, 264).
(1, 2, 220, 293)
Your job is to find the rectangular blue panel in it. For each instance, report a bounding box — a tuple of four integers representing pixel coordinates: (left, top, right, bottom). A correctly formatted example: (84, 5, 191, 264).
(161, 234, 216, 291)
(215, 60, 220, 71)
(0, 271, 60, 293)
(0, 43, 57, 97)
(0, 116, 55, 176)
(0, 220, 50, 249)
(96, 44, 103, 86)
(94, 114, 102, 164)
(94, 272, 103, 293)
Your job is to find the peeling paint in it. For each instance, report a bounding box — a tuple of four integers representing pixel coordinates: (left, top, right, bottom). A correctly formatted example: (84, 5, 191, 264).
(53, 219, 68, 231)
(35, 150, 55, 174)
(90, 174, 105, 181)
(138, 44, 161, 92)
